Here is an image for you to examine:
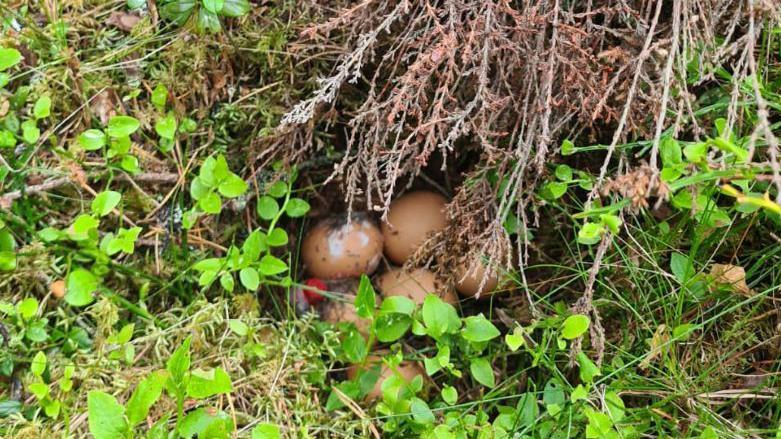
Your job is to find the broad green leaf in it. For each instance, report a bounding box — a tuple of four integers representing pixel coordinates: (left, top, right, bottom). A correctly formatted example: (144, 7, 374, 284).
(220, 273, 235, 292)
(543, 181, 567, 200)
(203, 0, 225, 13)
(266, 228, 288, 247)
(65, 268, 98, 307)
(285, 198, 310, 218)
(670, 252, 694, 283)
(374, 313, 412, 342)
(421, 294, 459, 338)
(577, 352, 601, 382)
(555, 164, 573, 181)
(197, 8, 221, 33)
(239, 267, 260, 290)
(178, 408, 233, 438)
(256, 196, 279, 220)
(354, 274, 376, 319)
(126, 371, 167, 426)
(577, 222, 604, 245)
(222, 0, 251, 17)
(470, 357, 495, 388)
(379, 295, 416, 316)
(189, 177, 210, 201)
(166, 336, 192, 384)
(33, 96, 52, 119)
(410, 397, 435, 424)
(0, 48, 22, 71)
(88, 391, 128, 439)
(31, 351, 46, 376)
(266, 181, 287, 198)
(561, 315, 590, 340)
(151, 84, 168, 111)
(604, 391, 625, 423)
(441, 385, 457, 405)
(79, 129, 107, 150)
(505, 326, 525, 351)
(218, 174, 248, 198)
(660, 136, 682, 167)
(341, 329, 368, 363)
(21, 120, 40, 144)
(571, 384, 588, 402)
(107, 115, 140, 138)
(199, 191, 222, 214)
(228, 319, 248, 336)
(242, 230, 267, 261)
(17, 297, 38, 320)
(258, 255, 287, 276)
(91, 191, 122, 217)
(119, 155, 140, 174)
(155, 112, 177, 139)
(186, 368, 232, 399)
(461, 314, 500, 342)
(684, 142, 708, 162)
(561, 139, 575, 155)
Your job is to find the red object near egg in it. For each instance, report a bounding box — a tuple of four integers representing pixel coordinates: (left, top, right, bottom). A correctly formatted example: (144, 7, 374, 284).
(303, 278, 327, 305)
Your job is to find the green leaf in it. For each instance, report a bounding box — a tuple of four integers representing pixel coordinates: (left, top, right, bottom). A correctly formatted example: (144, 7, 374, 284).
(159, 0, 196, 25)
(266, 228, 288, 247)
(341, 329, 368, 363)
(555, 164, 573, 182)
(561, 315, 590, 340)
(167, 336, 192, 384)
(178, 408, 233, 438)
(189, 177, 210, 200)
(219, 273, 235, 292)
(252, 423, 280, 439)
(120, 155, 140, 174)
(543, 181, 567, 199)
(266, 181, 287, 198)
(441, 385, 457, 405)
(126, 371, 167, 426)
(684, 142, 708, 162)
(33, 96, 52, 119)
(577, 222, 604, 245)
(577, 352, 601, 382)
(65, 268, 98, 307)
(410, 397, 435, 425)
(374, 313, 412, 342)
(92, 191, 122, 217)
(0, 129, 16, 148)
(599, 214, 622, 234)
(31, 351, 47, 376)
(571, 384, 588, 402)
(670, 252, 694, 283)
(242, 230, 267, 261)
(285, 198, 310, 218)
(256, 196, 279, 220)
(88, 391, 128, 439)
(222, 0, 250, 17)
(239, 267, 260, 290)
(21, 119, 40, 144)
(673, 323, 696, 340)
(379, 295, 416, 316)
(561, 139, 575, 156)
(186, 368, 232, 399)
(0, 48, 22, 71)
(354, 274, 376, 319)
(199, 191, 222, 214)
(218, 174, 248, 198)
(228, 319, 249, 336)
(155, 112, 177, 140)
(79, 129, 107, 150)
(660, 136, 682, 167)
(197, 7, 222, 33)
(258, 255, 288, 276)
(470, 357, 495, 388)
(203, 0, 225, 13)
(461, 314, 500, 342)
(17, 297, 38, 320)
(151, 84, 168, 111)
(421, 294, 460, 339)
(107, 115, 140, 138)
(505, 326, 525, 351)
(604, 391, 625, 423)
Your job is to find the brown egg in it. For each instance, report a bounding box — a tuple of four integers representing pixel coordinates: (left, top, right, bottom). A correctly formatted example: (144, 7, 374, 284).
(50, 280, 66, 299)
(382, 191, 448, 264)
(376, 268, 458, 305)
(455, 261, 499, 298)
(346, 355, 423, 400)
(321, 299, 372, 336)
(302, 214, 383, 279)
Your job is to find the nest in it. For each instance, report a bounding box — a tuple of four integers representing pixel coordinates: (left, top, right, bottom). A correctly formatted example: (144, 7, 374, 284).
(258, 0, 780, 276)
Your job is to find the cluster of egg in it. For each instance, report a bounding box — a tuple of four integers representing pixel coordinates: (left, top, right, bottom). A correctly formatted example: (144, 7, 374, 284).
(299, 190, 499, 398)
